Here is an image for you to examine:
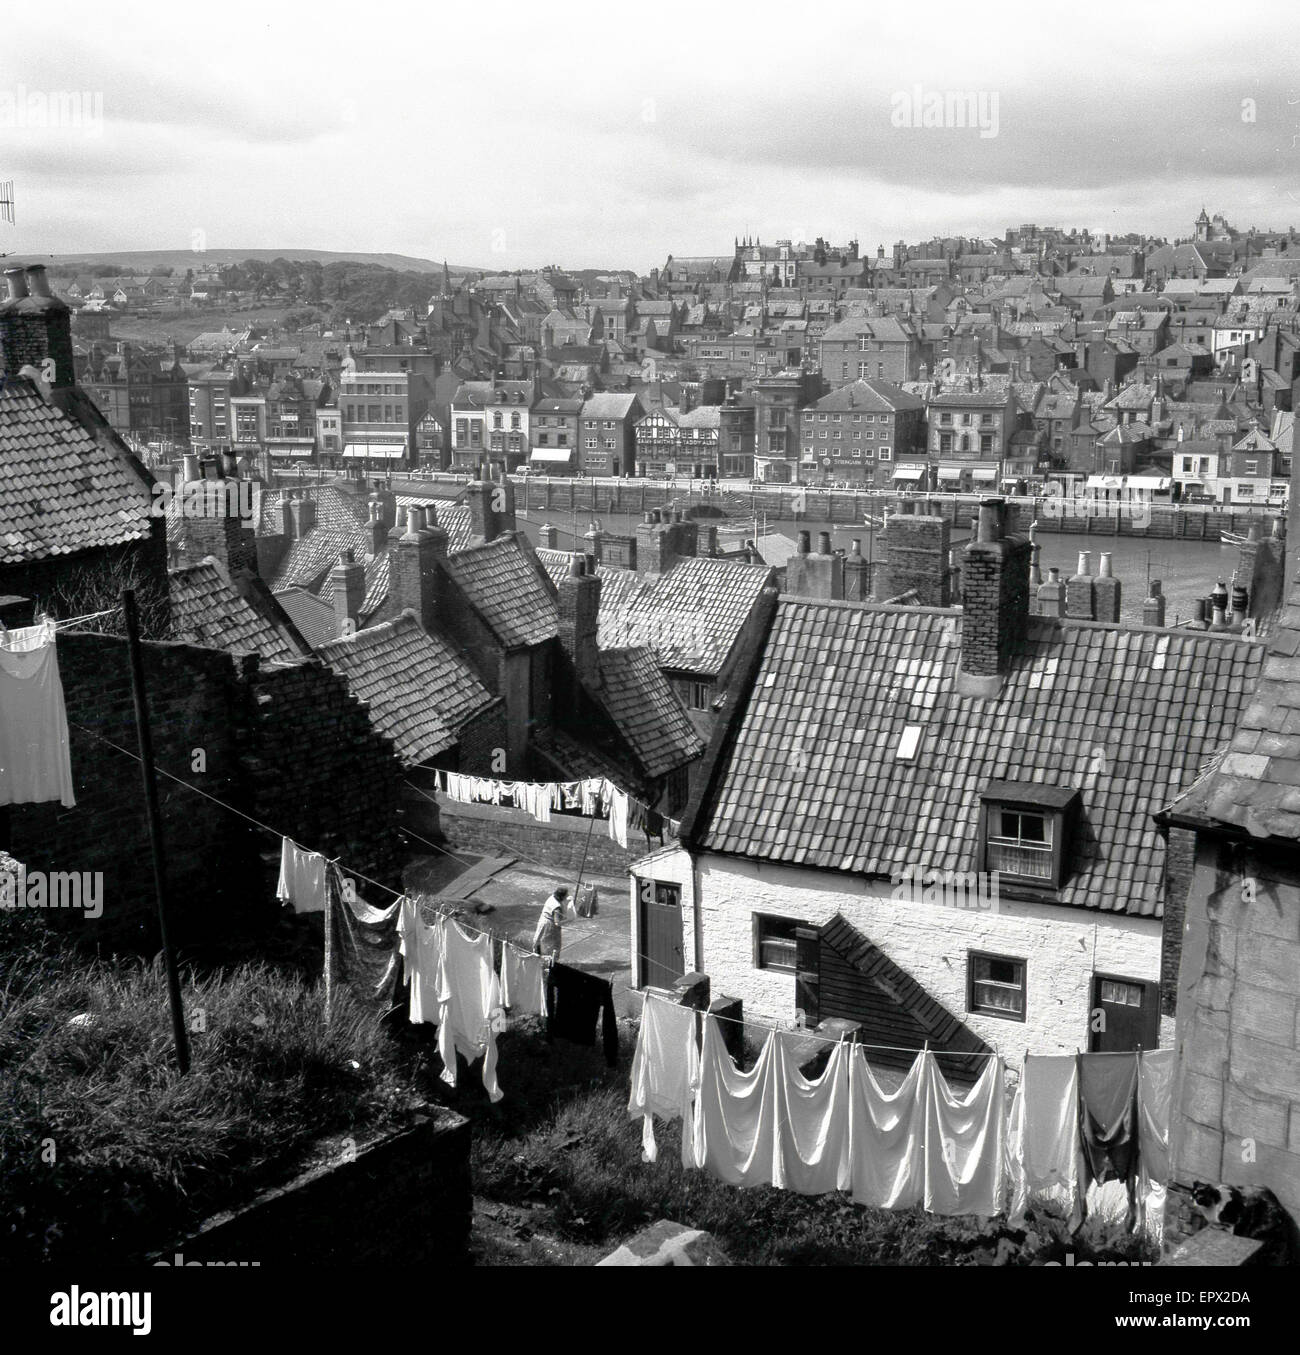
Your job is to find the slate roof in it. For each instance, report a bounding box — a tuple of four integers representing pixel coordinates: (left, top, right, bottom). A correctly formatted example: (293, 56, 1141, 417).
(1165, 559, 1300, 841)
(596, 557, 775, 677)
(169, 557, 308, 660)
(441, 535, 559, 648)
(316, 614, 495, 766)
(597, 647, 705, 779)
(0, 379, 154, 564)
(693, 598, 1262, 916)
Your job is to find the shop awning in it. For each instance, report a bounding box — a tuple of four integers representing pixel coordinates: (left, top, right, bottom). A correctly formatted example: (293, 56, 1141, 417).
(343, 443, 405, 459)
(936, 465, 963, 481)
(529, 448, 574, 463)
(892, 465, 925, 481)
(1086, 475, 1123, 489)
(971, 467, 997, 482)
(1125, 475, 1171, 490)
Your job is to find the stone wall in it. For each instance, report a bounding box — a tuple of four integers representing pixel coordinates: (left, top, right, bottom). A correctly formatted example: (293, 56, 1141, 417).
(1165, 835, 1300, 1239)
(145, 1107, 471, 1266)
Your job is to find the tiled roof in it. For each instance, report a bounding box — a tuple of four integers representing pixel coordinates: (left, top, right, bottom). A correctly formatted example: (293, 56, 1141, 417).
(598, 647, 705, 779)
(596, 557, 775, 677)
(256, 486, 369, 591)
(694, 599, 1262, 916)
(1166, 560, 1300, 841)
(441, 535, 559, 648)
(273, 587, 338, 648)
(0, 380, 154, 564)
(535, 547, 574, 588)
(317, 614, 495, 766)
(169, 557, 307, 660)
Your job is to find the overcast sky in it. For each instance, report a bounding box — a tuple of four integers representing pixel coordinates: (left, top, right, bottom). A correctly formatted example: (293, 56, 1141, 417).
(1, 0, 1298, 270)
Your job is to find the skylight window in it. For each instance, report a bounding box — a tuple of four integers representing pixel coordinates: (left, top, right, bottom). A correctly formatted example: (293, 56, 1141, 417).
(896, 725, 922, 760)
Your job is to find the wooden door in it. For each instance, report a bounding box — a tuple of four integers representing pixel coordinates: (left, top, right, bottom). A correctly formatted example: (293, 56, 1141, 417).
(1090, 973, 1159, 1052)
(637, 879, 684, 990)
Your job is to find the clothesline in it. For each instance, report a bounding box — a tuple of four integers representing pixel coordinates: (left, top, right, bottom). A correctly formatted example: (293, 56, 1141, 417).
(68, 719, 544, 958)
(655, 993, 1002, 1061)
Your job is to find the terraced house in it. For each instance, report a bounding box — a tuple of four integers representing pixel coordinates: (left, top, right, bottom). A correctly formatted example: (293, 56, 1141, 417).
(629, 500, 1264, 1071)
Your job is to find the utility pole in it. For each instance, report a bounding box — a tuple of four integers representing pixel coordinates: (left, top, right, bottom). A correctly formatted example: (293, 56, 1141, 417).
(123, 588, 190, 1075)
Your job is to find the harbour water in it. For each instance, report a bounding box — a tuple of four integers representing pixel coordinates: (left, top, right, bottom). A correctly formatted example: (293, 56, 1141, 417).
(517, 508, 1243, 629)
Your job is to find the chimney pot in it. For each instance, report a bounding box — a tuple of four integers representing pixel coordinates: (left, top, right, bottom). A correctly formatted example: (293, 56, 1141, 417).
(817, 531, 832, 555)
(4, 267, 30, 301)
(797, 530, 811, 555)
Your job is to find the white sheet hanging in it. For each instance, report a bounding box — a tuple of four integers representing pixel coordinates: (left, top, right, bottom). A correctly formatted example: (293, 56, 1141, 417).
(436, 919, 504, 1102)
(627, 995, 699, 1164)
(773, 1031, 853, 1195)
(922, 1053, 1005, 1217)
(396, 898, 444, 1024)
(502, 945, 548, 1017)
(0, 620, 76, 808)
(1006, 1053, 1085, 1226)
(847, 1046, 928, 1210)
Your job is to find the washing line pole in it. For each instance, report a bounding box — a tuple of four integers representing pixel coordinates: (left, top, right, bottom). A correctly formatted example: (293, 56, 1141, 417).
(123, 588, 190, 1075)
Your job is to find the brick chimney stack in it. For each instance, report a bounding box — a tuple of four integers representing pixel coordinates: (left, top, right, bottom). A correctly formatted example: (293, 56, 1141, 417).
(556, 554, 602, 693)
(958, 497, 1031, 696)
(0, 265, 75, 389)
(289, 494, 317, 540)
(1066, 551, 1094, 619)
(635, 510, 677, 574)
(875, 500, 951, 606)
(467, 471, 517, 545)
(365, 498, 387, 556)
(1143, 578, 1166, 627)
(786, 530, 844, 599)
(178, 456, 258, 576)
(391, 505, 448, 633)
(539, 523, 559, 549)
(1093, 552, 1121, 623)
(331, 549, 365, 633)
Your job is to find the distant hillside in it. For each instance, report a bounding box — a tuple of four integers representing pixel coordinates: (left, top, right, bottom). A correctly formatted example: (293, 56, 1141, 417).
(40, 248, 484, 276)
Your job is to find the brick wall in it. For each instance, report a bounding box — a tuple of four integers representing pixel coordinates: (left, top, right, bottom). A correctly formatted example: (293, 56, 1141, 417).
(960, 535, 1031, 678)
(5, 634, 405, 950)
(1165, 835, 1300, 1237)
(877, 509, 950, 606)
(1161, 826, 1197, 1017)
(438, 799, 641, 875)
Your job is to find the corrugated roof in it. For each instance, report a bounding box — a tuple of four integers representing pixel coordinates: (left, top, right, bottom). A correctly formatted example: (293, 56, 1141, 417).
(695, 599, 1262, 916)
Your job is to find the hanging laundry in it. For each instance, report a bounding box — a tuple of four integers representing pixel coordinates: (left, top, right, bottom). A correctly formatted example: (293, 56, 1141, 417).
(276, 837, 327, 914)
(1006, 1054, 1085, 1227)
(396, 898, 445, 1024)
(0, 619, 76, 808)
(772, 1032, 853, 1195)
(606, 786, 630, 849)
(691, 1018, 783, 1188)
(847, 1045, 928, 1210)
(502, 945, 548, 1018)
(627, 995, 700, 1164)
(1078, 1052, 1141, 1225)
(1137, 1049, 1175, 1196)
(323, 864, 401, 1019)
(437, 919, 505, 1102)
(581, 779, 602, 815)
(921, 1053, 1005, 1217)
(547, 963, 618, 1066)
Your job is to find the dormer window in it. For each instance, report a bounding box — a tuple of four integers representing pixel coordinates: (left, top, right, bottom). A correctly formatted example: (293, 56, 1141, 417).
(978, 782, 1080, 891)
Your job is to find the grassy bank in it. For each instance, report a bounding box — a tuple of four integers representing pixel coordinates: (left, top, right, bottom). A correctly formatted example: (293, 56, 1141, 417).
(455, 1022, 1158, 1267)
(0, 912, 413, 1264)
